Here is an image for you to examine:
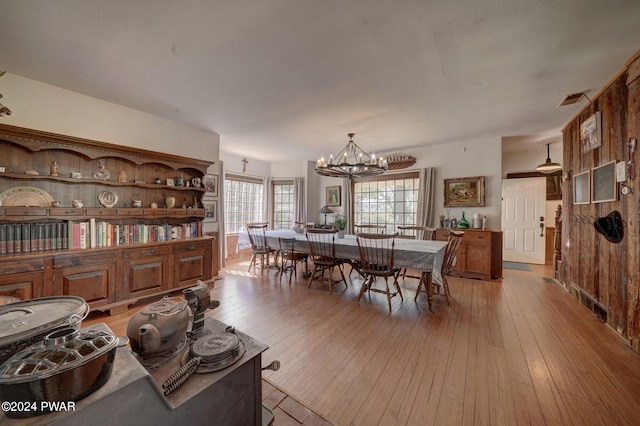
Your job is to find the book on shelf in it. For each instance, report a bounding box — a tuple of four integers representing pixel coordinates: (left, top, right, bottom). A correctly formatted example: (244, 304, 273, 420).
(14, 224, 22, 254)
(6, 224, 14, 254)
(0, 224, 6, 255)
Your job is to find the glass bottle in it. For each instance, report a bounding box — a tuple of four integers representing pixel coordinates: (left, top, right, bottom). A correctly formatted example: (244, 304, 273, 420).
(457, 211, 470, 229)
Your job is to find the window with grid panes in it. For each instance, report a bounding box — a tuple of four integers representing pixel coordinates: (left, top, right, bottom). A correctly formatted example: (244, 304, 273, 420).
(353, 172, 419, 234)
(224, 174, 264, 233)
(272, 180, 294, 230)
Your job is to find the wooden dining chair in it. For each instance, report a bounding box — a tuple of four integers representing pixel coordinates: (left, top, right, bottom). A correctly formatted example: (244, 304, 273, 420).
(415, 230, 464, 307)
(278, 237, 309, 285)
(305, 228, 348, 294)
(246, 223, 277, 274)
(396, 225, 437, 280)
(354, 224, 386, 233)
(396, 225, 436, 240)
(347, 224, 385, 278)
(356, 233, 403, 313)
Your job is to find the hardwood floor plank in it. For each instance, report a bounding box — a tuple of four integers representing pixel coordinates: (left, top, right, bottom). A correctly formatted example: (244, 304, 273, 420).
(83, 261, 640, 425)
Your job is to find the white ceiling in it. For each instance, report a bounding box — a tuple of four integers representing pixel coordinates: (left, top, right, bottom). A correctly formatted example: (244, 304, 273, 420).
(1, 0, 639, 161)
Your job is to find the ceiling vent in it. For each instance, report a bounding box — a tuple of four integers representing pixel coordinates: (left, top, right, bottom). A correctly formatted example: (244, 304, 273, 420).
(558, 91, 588, 107)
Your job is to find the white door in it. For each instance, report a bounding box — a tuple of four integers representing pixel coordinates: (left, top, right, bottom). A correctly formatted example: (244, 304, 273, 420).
(501, 177, 546, 264)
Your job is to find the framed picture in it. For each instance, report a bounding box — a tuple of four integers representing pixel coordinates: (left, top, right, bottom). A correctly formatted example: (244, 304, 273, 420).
(166, 178, 175, 187)
(573, 170, 590, 204)
(203, 174, 219, 197)
(203, 199, 218, 222)
(326, 186, 341, 207)
(580, 111, 602, 154)
(591, 161, 617, 203)
(443, 176, 485, 207)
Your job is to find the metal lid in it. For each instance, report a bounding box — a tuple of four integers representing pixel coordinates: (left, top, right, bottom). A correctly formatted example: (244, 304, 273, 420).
(0, 296, 90, 346)
(140, 297, 187, 316)
(0, 328, 120, 383)
(190, 332, 240, 363)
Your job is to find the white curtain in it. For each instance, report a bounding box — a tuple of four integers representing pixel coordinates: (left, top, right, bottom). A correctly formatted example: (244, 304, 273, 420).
(293, 177, 306, 224)
(263, 176, 272, 226)
(417, 167, 435, 235)
(343, 178, 353, 234)
(219, 161, 226, 268)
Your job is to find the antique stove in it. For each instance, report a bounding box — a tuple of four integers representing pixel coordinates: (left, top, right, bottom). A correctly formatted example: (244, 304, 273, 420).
(0, 282, 276, 425)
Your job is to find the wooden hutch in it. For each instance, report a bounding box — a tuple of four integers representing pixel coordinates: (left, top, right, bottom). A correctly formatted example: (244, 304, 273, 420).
(0, 124, 217, 314)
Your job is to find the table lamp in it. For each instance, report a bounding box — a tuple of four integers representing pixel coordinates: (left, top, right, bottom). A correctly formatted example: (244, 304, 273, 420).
(318, 205, 334, 226)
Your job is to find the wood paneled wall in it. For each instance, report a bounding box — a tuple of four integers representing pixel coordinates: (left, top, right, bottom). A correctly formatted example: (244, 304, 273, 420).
(560, 52, 640, 352)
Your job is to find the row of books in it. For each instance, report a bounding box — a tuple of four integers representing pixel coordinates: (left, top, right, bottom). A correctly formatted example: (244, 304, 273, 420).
(0, 220, 203, 255)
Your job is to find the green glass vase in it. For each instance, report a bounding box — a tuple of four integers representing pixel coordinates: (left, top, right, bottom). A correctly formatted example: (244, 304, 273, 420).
(456, 211, 470, 229)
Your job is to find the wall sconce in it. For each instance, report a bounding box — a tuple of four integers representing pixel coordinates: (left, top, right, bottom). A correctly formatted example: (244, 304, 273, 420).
(562, 170, 571, 182)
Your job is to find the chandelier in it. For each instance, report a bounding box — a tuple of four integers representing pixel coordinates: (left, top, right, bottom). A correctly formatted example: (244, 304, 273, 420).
(315, 133, 387, 178)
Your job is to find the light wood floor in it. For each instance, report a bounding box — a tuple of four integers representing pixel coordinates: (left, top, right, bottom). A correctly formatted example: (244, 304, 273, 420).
(86, 261, 640, 425)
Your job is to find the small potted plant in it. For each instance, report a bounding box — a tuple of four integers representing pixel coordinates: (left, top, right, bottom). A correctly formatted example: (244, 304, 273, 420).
(334, 213, 347, 238)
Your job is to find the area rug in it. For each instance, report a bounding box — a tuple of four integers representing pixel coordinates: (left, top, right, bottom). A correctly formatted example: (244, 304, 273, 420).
(503, 261, 532, 271)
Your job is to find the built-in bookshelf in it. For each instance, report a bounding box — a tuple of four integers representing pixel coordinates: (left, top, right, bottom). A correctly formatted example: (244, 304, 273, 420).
(0, 219, 203, 254)
(0, 124, 217, 313)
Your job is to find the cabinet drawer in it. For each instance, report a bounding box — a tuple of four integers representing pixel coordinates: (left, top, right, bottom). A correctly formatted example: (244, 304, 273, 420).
(122, 245, 171, 260)
(54, 252, 117, 268)
(173, 240, 209, 254)
(143, 208, 168, 215)
(85, 208, 115, 217)
(4, 207, 48, 217)
(53, 208, 85, 216)
(117, 208, 143, 216)
(167, 208, 187, 216)
(463, 231, 489, 242)
(0, 258, 45, 275)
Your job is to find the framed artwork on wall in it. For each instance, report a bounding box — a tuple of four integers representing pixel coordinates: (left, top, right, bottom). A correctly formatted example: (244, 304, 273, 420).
(203, 174, 219, 197)
(202, 199, 218, 222)
(573, 170, 590, 204)
(326, 186, 341, 207)
(591, 161, 617, 203)
(443, 176, 485, 207)
(580, 111, 602, 154)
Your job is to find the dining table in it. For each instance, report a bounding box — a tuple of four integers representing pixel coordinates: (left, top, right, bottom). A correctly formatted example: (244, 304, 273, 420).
(251, 229, 448, 308)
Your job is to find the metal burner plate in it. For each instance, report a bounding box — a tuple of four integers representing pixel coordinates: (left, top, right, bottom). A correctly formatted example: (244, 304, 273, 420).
(181, 332, 246, 373)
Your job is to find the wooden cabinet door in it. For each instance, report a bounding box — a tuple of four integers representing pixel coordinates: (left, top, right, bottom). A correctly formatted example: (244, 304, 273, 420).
(0, 258, 45, 300)
(464, 241, 491, 278)
(122, 246, 171, 299)
(0, 272, 44, 300)
(53, 253, 117, 309)
(173, 240, 212, 288)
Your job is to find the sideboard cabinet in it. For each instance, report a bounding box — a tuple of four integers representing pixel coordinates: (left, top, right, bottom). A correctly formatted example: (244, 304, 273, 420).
(435, 228, 503, 280)
(0, 124, 217, 313)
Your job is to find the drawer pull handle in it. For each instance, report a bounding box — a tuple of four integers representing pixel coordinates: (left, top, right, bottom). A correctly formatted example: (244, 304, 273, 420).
(0, 267, 13, 274)
(141, 250, 157, 256)
(187, 244, 197, 250)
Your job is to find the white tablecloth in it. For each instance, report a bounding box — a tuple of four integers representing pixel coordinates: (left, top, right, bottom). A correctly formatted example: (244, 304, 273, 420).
(252, 229, 447, 285)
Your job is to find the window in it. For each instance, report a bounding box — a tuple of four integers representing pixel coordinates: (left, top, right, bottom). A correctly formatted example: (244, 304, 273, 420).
(224, 174, 264, 233)
(353, 172, 419, 234)
(272, 180, 294, 230)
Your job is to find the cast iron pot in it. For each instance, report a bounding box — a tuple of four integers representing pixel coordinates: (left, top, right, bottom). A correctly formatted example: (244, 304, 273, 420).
(0, 326, 128, 419)
(0, 296, 90, 365)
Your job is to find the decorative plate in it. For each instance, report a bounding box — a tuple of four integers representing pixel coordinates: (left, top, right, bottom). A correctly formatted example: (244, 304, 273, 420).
(0, 186, 54, 207)
(98, 190, 118, 208)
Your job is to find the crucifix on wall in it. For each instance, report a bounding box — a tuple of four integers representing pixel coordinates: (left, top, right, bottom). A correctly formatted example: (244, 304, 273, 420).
(242, 158, 248, 173)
